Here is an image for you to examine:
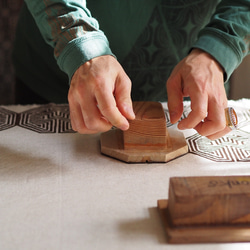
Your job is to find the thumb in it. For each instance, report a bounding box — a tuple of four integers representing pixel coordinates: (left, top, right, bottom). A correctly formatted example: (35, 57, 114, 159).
(115, 73, 135, 121)
(166, 74, 184, 124)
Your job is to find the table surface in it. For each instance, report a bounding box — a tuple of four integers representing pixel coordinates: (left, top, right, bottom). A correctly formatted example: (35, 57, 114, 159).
(1, 100, 250, 250)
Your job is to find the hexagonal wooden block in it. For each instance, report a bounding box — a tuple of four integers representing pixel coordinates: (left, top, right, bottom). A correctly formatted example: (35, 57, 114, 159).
(100, 101, 188, 163)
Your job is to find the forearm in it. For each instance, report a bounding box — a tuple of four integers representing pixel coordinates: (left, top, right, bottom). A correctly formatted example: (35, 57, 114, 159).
(193, 0, 250, 81)
(24, 0, 114, 79)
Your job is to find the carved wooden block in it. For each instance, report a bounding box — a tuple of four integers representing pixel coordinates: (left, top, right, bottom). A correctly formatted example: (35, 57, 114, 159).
(100, 101, 188, 163)
(157, 176, 250, 243)
(123, 102, 171, 150)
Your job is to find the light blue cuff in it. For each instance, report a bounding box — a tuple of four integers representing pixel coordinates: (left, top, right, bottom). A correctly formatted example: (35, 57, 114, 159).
(57, 31, 115, 81)
(193, 29, 243, 82)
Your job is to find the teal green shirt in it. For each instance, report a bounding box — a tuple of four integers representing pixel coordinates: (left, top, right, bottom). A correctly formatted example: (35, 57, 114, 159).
(13, 0, 250, 103)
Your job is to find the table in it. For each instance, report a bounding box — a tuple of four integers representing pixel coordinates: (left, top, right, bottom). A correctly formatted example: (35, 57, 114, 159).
(0, 100, 250, 250)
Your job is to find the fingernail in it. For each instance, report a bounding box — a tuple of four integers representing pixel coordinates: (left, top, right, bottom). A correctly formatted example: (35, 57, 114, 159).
(125, 105, 135, 119)
(120, 122, 129, 131)
(178, 122, 185, 130)
(170, 111, 178, 123)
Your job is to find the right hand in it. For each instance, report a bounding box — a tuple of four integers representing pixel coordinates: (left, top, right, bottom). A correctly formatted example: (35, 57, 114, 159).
(68, 55, 135, 134)
(167, 49, 230, 140)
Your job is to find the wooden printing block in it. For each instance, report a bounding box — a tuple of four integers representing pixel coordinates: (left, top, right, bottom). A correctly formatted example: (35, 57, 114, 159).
(157, 176, 250, 243)
(100, 101, 188, 163)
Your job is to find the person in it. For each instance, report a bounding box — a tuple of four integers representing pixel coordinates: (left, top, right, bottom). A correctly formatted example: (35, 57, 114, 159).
(12, 0, 250, 140)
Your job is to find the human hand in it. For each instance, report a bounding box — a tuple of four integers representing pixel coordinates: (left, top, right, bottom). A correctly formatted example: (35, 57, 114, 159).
(68, 55, 135, 134)
(167, 49, 232, 140)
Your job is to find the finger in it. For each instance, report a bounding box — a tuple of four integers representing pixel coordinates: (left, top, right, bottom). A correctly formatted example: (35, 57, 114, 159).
(206, 126, 232, 140)
(114, 74, 135, 120)
(69, 101, 101, 134)
(178, 90, 208, 130)
(69, 93, 106, 134)
(69, 106, 77, 131)
(79, 93, 113, 132)
(68, 98, 85, 132)
(194, 102, 226, 137)
(95, 83, 130, 131)
(166, 74, 184, 124)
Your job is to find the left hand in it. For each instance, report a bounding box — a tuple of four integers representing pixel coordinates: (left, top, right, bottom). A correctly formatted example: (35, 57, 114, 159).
(68, 55, 135, 134)
(167, 49, 232, 140)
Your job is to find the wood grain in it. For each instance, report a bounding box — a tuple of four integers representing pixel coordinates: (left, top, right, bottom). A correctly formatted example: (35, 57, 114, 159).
(100, 101, 188, 163)
(123, 102, 170, 150)
(168, 176, 250, 226)
(157, 199, 250, 244)
(157, 176, 250, 243)
(101, 127, 188, 163)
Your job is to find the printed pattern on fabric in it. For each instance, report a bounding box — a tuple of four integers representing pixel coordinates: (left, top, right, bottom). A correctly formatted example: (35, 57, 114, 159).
(186, 109, 250, 162)
(187, 131, 250, 162)
(0, 108, 17, 131)
(0, 104, 74, 133)
(164, 104, 250, 162)
(1, 103, 250, 162)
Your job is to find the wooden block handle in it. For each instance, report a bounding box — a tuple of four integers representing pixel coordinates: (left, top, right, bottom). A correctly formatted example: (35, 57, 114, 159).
(168, 176, 250, 226)
(123, 102, 171, 150)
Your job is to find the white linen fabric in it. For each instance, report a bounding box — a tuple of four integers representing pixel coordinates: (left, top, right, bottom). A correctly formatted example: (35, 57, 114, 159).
(0, 100, 250, 249)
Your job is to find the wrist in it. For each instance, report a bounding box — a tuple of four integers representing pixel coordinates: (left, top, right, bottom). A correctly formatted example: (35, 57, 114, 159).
(190, 48, 224, 75)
